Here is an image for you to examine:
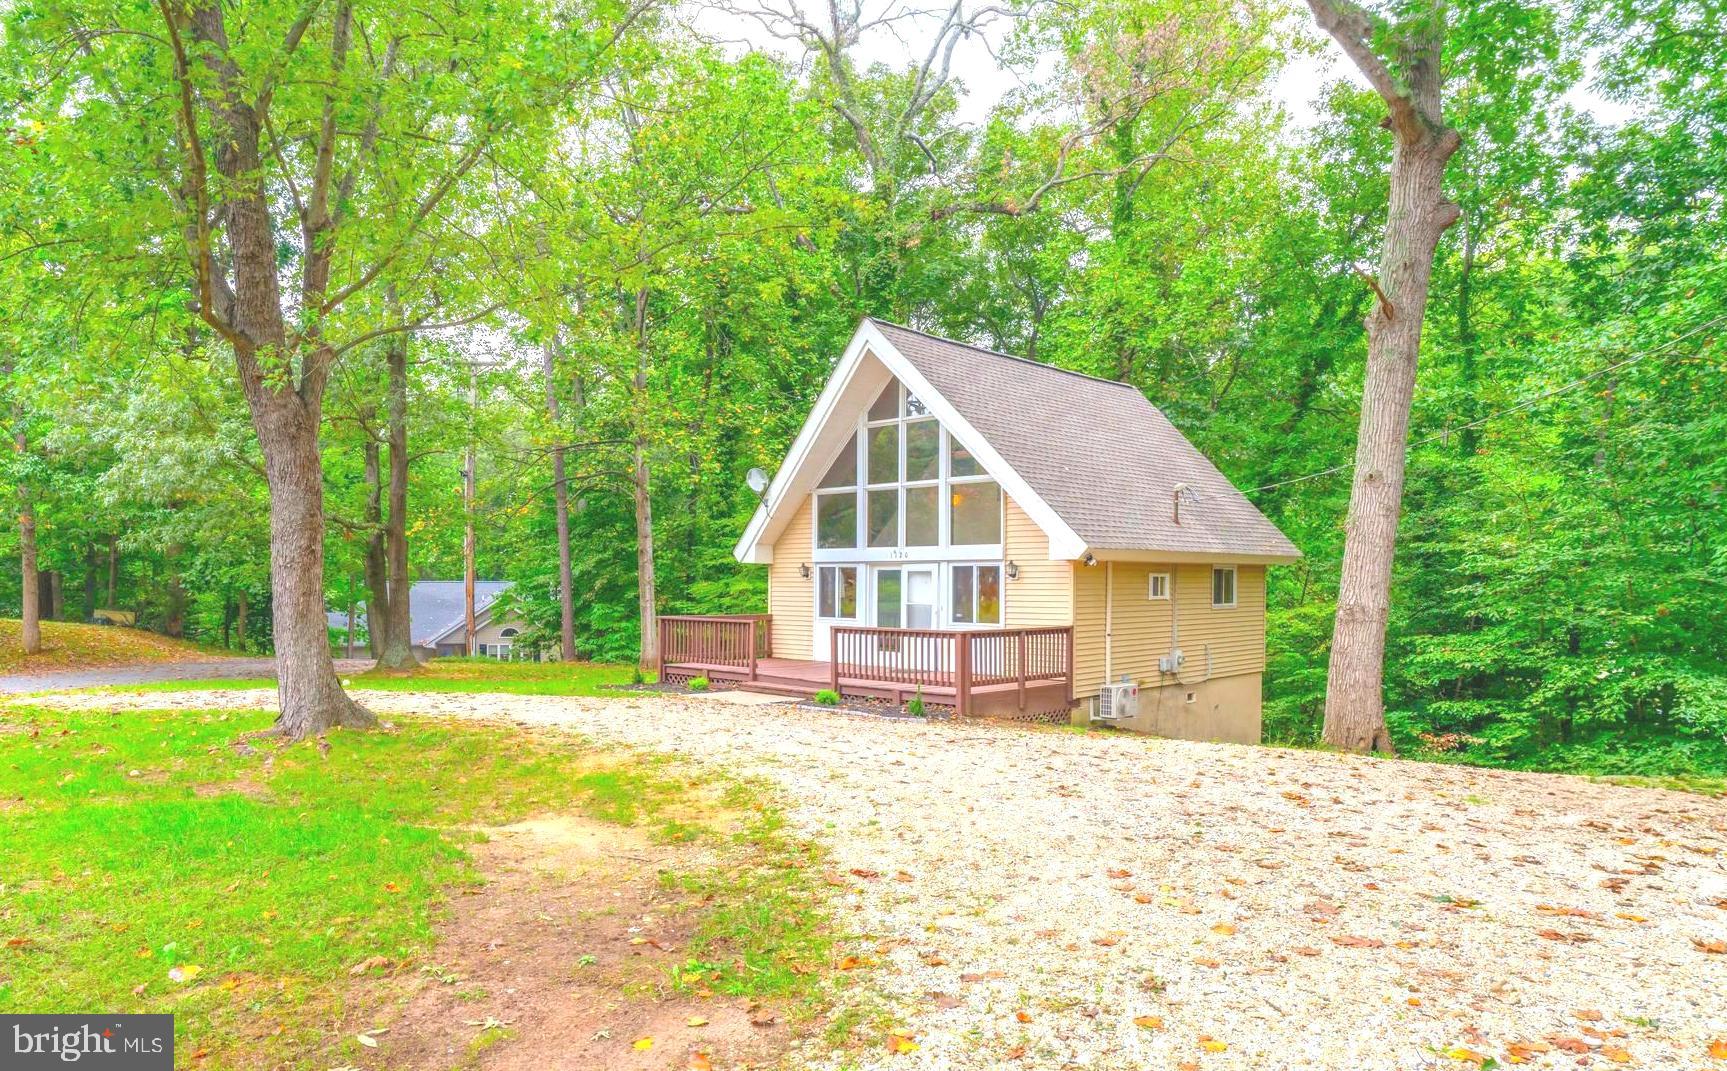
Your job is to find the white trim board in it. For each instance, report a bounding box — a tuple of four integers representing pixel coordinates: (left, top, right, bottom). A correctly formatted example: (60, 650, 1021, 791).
(734, 318, 1087, 564)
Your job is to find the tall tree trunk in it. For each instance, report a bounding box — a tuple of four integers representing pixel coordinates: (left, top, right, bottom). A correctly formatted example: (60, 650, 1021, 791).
(362, 436, 388, 659)
(250, 389, 376, 736)
(222, 593, 234, 649)
(46, 571, 63, 621)
(1308, 0, 1461, 754)
(463, 364, 477, 657)
(107, 536, 118, 608)
(632, 288, 658, 671)
(376, 327, 416, 669)
(163, 555, 185, 638)
(236, 588, 248, 652)
(541, 334, 577, 662)
(13, 422, 41, 654)
(83, 546, 98, 621)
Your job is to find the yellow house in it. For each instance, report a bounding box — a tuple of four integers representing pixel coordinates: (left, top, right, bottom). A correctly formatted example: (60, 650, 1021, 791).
(660, 318, 1300, 742)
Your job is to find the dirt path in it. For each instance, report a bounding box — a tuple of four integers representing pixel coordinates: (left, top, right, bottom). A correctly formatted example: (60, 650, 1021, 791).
(19, 689, 1727, 1070)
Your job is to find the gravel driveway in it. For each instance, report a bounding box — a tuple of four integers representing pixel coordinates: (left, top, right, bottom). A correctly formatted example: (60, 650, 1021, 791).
(13, 689, 1727, 1070)
(0, 658, 375, 694)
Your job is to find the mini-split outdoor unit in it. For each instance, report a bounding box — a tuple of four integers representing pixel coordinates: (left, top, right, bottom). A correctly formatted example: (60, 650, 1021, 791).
(1096, 680, 1139, 721)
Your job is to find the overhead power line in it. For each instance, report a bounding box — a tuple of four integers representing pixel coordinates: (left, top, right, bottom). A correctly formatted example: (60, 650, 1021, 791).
(1244, 315, 1727, 495)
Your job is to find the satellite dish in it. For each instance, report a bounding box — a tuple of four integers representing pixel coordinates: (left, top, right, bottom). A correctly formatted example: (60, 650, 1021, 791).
(746, 467, 769, 495)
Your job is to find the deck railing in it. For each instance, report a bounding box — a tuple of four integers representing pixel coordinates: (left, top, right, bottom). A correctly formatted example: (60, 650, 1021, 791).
(830, 625, 1074, 716)
(657, 614, 773, 676)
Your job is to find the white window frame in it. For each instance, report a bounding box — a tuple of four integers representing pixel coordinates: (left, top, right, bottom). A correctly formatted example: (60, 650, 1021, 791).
(810, 378, 1003, 563)
(1147, 572, 1169, 600)
(1211, 565, 1237, 609)
(815, 564, 861, 621)
(948, 562, 1004, 627)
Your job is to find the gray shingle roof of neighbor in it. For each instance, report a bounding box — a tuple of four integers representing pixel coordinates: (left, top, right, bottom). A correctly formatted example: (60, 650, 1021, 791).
(410, 581, 511, 646)
(869, 319, 1301, 559)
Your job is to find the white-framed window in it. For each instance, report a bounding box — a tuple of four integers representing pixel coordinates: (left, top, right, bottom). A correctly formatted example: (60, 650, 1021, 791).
(500, 627, 519, 638)
(817, 565, 859, 619)
(1211, 565, 1237, 608)
(811, 377, 1001, 560)
(1147, 572, 1169, 600)
(950, 563, 1002, 625)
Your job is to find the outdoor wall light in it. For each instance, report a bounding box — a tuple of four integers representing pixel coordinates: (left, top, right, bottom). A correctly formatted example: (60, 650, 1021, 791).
(799, 562, 812, 579)
(1081, 552, 1097, 567)
(1005, 560, 1020, 580)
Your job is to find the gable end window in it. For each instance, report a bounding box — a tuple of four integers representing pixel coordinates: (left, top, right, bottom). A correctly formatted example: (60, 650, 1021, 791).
(1211, 566, 1237, 608)
(1147, 573, 1169, 600)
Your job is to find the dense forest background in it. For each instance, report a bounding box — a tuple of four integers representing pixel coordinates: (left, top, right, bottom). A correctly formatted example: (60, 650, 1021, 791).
(1, 0, 1722, 775)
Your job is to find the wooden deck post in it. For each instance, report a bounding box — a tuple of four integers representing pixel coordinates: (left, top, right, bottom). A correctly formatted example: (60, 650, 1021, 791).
(829, 628, 840, 693)
(1064, 626, 1075, 707)
(955, 632, 972, 718)
(1017, 630, 1028, 712)
(747, 618, 759, 682)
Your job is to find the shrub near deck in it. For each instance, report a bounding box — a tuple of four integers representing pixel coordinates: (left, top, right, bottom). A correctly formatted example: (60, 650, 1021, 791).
(0, 706, 829, 1069)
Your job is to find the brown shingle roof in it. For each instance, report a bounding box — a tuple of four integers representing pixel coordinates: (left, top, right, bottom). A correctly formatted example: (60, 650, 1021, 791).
(872, 319, 1300, 559)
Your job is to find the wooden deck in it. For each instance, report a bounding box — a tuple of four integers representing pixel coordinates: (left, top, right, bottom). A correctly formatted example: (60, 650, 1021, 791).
(657, 616, 1073, 719)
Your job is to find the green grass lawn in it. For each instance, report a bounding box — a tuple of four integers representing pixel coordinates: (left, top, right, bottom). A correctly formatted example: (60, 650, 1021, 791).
(0, 703, 828, 1068)
(84, 657, 640, 697)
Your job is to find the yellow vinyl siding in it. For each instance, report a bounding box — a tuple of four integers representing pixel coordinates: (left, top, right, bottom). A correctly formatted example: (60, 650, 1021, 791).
(1002, 497, 1072, 627)
(1071, 562, 1266, 698)
(767, 497, 815, 660)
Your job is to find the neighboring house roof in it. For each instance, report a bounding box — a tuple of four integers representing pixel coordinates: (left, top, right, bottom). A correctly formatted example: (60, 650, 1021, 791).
(735, 317, 1299, 564)
(413, 581, 511, 647)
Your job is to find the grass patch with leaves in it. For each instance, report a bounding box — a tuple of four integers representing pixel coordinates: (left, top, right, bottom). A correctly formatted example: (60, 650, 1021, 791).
(0, 619, 220, 674)
(73, 657, 637, 698)
(0, 703, 833, 1067)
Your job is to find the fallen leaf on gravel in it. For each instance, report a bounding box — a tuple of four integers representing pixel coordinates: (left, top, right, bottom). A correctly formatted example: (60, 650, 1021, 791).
(1107, 868, 1132, 879)
(1574, 1009, 1603, 1022)
(1537, 904, 1602, 920)
(1446, 1047, 1490, 1066)
(1600, 1045, 1632, 1063)
(1536, 929, 1593, 944)
(347, 956, 391, 976)
(688, 1053, 713, 1071)
(1193, 957, 1220, 968)
(685, 1016, 708, 1028)
(838, 955, 864, 970)
(1615, 913, 1647, 923)
(1707, 1038, 1727, 1059)
(1005, 1045, 1027, 1060)
(1198, 1037, 1228, 1052)
(1211, 923, 1236, 936)
(1549, 1036, 1590, 1054)
(1133, 892, 1154, 904)
(920, 951, 947, 966)
(632, 1037, 653, 1051)
(1693, 938, 1727, 954)
(849, 868, 881, 880)
(885, 1032, 919, 1054)
(1330, 935, 1384, 949)
(1291, 946, 1321, 956)
(1015, 1010, 1032, 1023)
(1092, 935, 1120, 947)
(748, 1007, 776, 1027)
(928, 993, 962, 1009)
(1133, 1015, 1164, 1030)
(894, 870, 914, 883)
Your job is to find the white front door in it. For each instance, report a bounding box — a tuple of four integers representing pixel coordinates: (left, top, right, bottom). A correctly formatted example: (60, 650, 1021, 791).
(871, 565, 937, 629)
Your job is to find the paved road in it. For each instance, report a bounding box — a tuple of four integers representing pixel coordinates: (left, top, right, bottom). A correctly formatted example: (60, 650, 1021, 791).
(0, 658, 376, 694)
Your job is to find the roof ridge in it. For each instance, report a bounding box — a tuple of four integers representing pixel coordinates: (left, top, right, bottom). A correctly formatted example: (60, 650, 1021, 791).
(868, 317, 1142, 392)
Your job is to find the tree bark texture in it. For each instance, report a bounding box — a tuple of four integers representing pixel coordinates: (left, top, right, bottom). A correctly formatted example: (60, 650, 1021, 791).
(13, 423, 41, 654)
(167, 0, 372, 737)
(1308, 0, 1461, 754)
(363, 436, 388, 659)
(631, 289, 658, 671)
(376, 330, 416, 669)
(541, 335, 577, 662)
